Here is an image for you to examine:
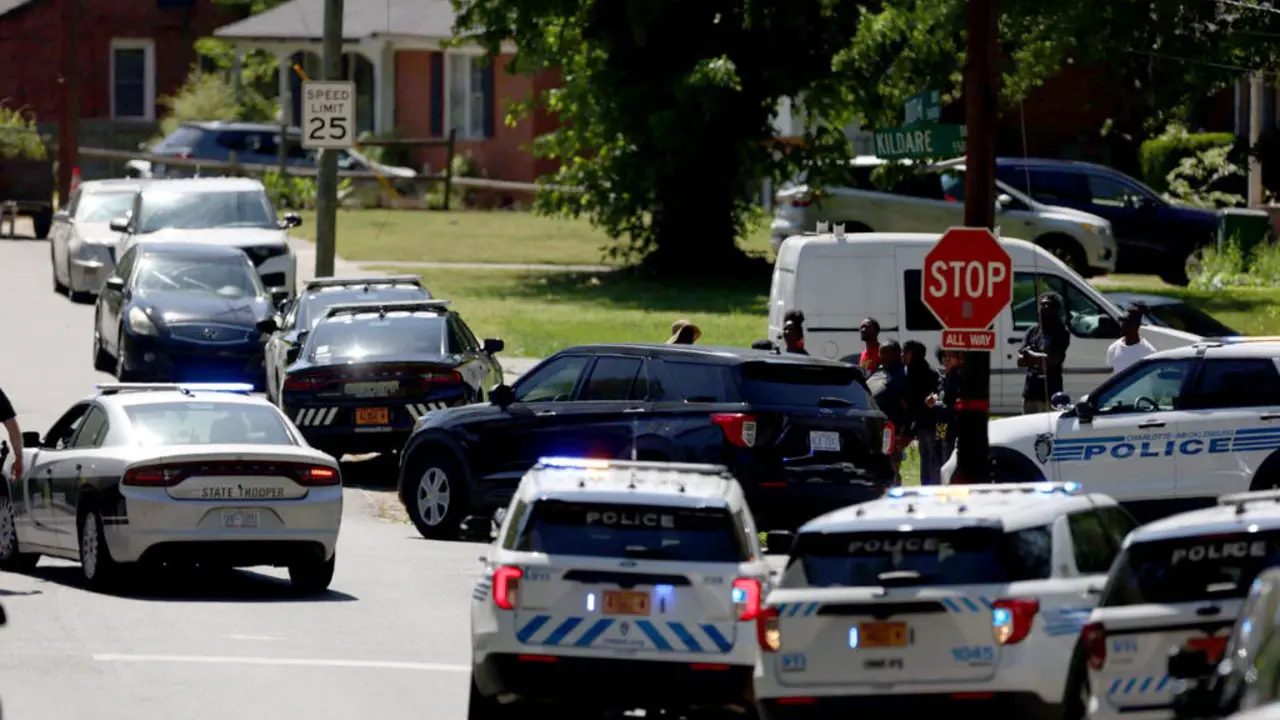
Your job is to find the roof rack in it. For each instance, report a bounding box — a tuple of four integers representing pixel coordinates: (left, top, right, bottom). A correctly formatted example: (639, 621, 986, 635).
(887, 482, 1081, 498)
(305, 275, 424, 291)
(534, 457, 731, 475)
(322, 299, 452, 318)
(95, 382, 255, 396)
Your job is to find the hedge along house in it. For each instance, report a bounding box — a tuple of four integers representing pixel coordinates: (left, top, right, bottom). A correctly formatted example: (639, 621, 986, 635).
(212, 0, 560, 184)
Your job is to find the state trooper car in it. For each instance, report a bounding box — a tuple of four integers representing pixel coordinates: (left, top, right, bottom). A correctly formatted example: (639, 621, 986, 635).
(754, 482, 1136, 720)
(945, 339, 1280, 523)
(0, 383, 342, 594)
(1082, 490, 1280, 720)
(466, 457, 770, 719)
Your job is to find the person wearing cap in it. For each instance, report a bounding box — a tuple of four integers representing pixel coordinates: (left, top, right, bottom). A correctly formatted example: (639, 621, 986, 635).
(1017, 291, 1071, 414)
(1107, 304, 1156, 375)
(667, 319, 701, 345)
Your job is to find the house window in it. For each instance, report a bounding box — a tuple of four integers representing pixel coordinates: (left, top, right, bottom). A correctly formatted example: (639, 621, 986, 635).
(111, 39, 155, 121)
(447, 53, 489, 139)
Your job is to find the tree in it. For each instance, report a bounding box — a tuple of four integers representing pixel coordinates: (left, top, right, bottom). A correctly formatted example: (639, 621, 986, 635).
(453, 0, 859, 274)
(189, 0, 290, 122)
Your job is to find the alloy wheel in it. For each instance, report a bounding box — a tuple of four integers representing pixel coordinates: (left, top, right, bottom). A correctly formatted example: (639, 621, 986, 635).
(416, 468, 451, 527)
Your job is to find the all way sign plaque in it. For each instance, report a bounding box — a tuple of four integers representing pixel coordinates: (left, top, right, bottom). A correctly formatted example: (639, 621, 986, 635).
(942, 329, 996, 351)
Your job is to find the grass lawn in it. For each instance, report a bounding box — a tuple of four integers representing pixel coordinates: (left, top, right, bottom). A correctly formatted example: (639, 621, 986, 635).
(1095, 274, 1280, 335)
(369, 265, 771, 358)
(295, 209, 775, 266)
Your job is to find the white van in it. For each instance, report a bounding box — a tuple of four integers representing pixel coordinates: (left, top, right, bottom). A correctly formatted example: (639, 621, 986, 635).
(767, 230, 1200, 415)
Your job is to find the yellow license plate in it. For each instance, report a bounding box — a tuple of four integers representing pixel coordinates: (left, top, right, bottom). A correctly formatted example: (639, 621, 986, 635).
(859, 621, 908, 648)
(603, 590, 650, 616)
(355, 407, 389, 425)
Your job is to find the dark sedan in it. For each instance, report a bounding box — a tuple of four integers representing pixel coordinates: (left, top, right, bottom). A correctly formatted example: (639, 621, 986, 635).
(93, 242, 284, 386)
(1103, 291, 1239, 338)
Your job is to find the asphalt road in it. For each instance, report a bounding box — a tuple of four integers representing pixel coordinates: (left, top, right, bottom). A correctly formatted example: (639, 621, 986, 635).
(0, 235, 487, 720)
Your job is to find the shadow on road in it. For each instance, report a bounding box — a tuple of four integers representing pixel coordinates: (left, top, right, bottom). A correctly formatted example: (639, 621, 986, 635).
(337, 453, 399, 490)
(30, 564, 359, 603)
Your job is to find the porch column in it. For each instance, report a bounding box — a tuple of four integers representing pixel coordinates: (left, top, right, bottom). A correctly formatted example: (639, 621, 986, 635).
(277, 51, 292, 126)
(367, 40, 389, 134)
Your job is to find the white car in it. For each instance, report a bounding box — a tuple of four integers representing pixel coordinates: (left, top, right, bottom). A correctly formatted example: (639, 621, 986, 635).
(467, 457, 770, 719)
(110, 177, 301, 297)
(771, 155, 1118, 276)
(1083, 490, 1280, 720)
(754, 482, 1135, 720)
(0, 383, 342, 594)
(49, 179, 142, 301)
(943, 338, 1280, 524)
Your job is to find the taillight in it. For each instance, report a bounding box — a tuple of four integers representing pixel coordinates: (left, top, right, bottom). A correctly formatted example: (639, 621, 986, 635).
(421, 370, 463, 385)
(882, 422, 895, 455)
(790, 196, 814, 207)
(298, 465, 340, 486)
(712, 413, 757, 448)
(493, 565, 523, 610)
(283, 373, 328, 392)
(1083, 622, 1106, 670)
(757, 606, 781, 652)
(992, 597, 1040, 645)
(732, 578, 761, 620)
(122, 465, 183, 487)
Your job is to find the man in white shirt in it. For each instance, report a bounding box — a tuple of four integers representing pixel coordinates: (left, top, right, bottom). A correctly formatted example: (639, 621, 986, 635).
(1107, 304, 1157, 375)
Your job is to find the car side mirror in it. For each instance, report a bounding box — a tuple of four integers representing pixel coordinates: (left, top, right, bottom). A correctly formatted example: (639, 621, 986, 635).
(279, 212, 302, 230)
(490, 384, 514, 408)
(21, 431, 40, 448)
(256, 317, 279, 335)
(764, 530, 795, 555)
(269, 289, 290, 310)
(1076, 394, 1096, 422)
(1168, 648, 1214, 680)
(0, 601, 7, 627)
(1050, 391, 1073, 411)
(459, 515, 497, 543)
(996, 193, 1013, 210)
(483, 338, 504, 355)
(109, 217, 129, 232)
(1094, 315, 1122, 338)
(104, 276, 125, 292)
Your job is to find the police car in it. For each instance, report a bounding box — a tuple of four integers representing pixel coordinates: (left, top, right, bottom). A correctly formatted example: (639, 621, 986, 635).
(945, 339, 1280, 522)
(1082, 490, 1280, 720)
(753, 482, 1136, 720)
(466, 457, 769, 719)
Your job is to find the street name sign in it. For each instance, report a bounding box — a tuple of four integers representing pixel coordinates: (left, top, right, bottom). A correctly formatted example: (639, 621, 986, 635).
(301, 81, 356, 150)
(872, 124, 965, 161)
(904, 90, 942, 126)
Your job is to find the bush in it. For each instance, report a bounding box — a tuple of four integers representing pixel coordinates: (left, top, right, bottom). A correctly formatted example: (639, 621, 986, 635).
(157, 71, 244, 139)
(1164, 144, 1245, 209)
(1191, 235, 1280, 290)
(1139, 124, 1236, 194)
(0, 103, 48, 160)
(262, 169, 352, 210)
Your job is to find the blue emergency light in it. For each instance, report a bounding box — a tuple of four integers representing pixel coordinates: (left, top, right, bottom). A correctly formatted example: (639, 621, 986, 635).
(537, 456, 612, 469)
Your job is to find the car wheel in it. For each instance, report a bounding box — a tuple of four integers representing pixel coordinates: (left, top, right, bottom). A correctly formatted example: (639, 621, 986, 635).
(404, 450, 471, 540)
(467, 674, 511, 720)
(78, 508, 123, 592)
(50, 244, 68, 295)
(1159, 247, 1202, 287)
(92, 314, 114, 373)
(1035, 235, 1089, 276)
(0, 494, 39, 573)
(115, 327, 140, 381)
(32, 209, 52, 240)
(288, 553, 336, 594)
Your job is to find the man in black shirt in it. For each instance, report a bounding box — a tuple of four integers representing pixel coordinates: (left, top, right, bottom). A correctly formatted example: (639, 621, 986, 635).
(0, 388, 22, 480)
(1017, 292, 1071, 414)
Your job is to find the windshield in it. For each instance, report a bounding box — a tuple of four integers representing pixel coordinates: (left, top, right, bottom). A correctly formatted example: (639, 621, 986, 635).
(513, 500, 748, 562)
(78, 192, 136, 223)
(308, 315, 446, 361)
(783, 527, 1052, 587)
(124, 402, 294, 446)
(134, 255, 263, 298)
(1101, 532, 1280, 606)
(137, 190, 276, 232)
(1146, 302, 1237, 337)
(738, 362, 872, 408)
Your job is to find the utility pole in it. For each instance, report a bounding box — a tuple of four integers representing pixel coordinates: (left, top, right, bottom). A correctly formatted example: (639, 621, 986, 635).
(57, 0, 80, 207)
(954, 0, 999, 484)
(314, 0, 344, 278)
(1249, 72, 1265, 208)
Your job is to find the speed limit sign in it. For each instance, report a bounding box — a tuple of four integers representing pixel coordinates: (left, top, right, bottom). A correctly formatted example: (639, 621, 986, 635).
(301, 80, 356, 150)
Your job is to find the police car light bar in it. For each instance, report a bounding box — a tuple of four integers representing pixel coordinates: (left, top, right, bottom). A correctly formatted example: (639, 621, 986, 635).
(95, 382, 255, 395)
(323, 299, 452, 317)
(305, 275, 424, 291)
(887, 481, 1081, 498)
(535, 457, 731, 475)
(1219, 489, 1280, 507)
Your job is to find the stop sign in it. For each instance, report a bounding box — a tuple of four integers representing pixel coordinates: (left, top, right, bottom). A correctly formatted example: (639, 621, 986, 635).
(922, 227, 1013, 330)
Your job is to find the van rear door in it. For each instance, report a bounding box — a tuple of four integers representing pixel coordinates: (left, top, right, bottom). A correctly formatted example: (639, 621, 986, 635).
(795, 244, 897, 360)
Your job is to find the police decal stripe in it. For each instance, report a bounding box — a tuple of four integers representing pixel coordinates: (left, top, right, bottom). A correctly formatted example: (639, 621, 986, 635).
(635, 620, 674, 651)
(1107, 675, 1171, 695)
(514, 614, 734, 653)
(1050, 427, 1280, 463)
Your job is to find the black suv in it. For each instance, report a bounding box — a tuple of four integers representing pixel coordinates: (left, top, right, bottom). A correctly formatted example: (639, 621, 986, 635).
(396, 344, 897, 539)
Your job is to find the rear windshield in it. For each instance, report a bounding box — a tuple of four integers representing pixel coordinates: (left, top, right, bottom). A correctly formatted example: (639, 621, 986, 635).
(1101, 531, 1280, 606)
(514, 500, 748, 563)
(783, 526, 1052, 587)
(299, 287, 430, 329)
(308, 315, 445, 361)
(125, 402, 294, 446)
(738, 362, 872, 409)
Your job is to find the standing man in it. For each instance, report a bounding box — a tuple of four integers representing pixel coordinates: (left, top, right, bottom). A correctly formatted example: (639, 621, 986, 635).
(859, 318, 881, 372)
(0, 387, 22, 480)
(1017, 292, 1071, 414)
(868, 341, 910, 471)
(782, 310, 809, 355)
(1107, 304, 1156, 375)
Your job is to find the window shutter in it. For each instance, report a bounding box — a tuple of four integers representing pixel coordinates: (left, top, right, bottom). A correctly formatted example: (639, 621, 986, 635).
(482, 61, 496, 138)
(429, 53, 443, 137)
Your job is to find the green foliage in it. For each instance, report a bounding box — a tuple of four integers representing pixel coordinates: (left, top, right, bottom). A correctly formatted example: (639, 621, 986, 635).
(0, 103, 47, 160)
(424, 150, 480, 210)
(1139, 125, 1236, 194)
(1164, 144, 1245, 210)
(192, 0, 289, 127)
(262, 169, 351, 210)
(158, 72, 242, 137)
(1191, 236, 1280, 290)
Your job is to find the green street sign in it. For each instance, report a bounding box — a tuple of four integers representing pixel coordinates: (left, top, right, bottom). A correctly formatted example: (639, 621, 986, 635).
(904, 90, 942, 126)
(873, 123, 965, 160)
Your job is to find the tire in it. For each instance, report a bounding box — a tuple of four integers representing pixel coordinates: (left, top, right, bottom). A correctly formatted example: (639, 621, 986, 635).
(32, 209, 52, 240)
(92, 313, 114, 373)
(1035, 235, 1089, 276)
(403, 447, 471, 540)
(51, 244, 67, 295)
(0, 494, 39, 573)
(78, 508, 123, 592)
(1158, 246, 1202, 287)
(1061, 651, 1091, 720)
(116, 327, 140, 381)
(288, 552, 336, 594)
(467, 675, 509, 720)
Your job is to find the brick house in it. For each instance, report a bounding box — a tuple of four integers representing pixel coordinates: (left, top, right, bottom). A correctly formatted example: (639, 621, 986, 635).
(212, 0, 560, 183)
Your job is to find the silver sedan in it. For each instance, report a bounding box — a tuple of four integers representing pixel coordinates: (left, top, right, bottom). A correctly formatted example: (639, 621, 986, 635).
(0, 382, 342, 594)
(49, 179, 142, 301)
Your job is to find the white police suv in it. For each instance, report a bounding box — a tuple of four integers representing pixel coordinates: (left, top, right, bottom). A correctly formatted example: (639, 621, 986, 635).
(466, 457, 770, 719)
(754, 482, 1135, 720)
(949, 339, 1280, 522)
(1083, 489, 1280, 720)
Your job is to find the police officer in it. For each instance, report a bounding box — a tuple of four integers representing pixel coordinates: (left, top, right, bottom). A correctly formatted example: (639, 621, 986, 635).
(0, 388, 22, 480)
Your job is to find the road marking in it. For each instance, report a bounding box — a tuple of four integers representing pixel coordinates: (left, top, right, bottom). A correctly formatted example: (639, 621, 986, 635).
(224, 634, 283, 641)
(93, 653, 469, 672)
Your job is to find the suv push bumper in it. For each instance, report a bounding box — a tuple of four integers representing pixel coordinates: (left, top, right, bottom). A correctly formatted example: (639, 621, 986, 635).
(760, 692, 1062, 720)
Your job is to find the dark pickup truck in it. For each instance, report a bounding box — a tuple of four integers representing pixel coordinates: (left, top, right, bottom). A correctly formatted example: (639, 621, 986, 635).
(0, 157, 55, 239)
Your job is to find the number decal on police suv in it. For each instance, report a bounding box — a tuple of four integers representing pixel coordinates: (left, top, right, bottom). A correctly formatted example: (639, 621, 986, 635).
(780, 653, 807, 672)
(951, 645, 996, 664)
(525, 569, 551, 582)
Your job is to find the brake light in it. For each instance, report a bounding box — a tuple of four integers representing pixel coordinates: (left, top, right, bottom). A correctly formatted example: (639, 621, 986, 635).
(1187, 635, 1229, 664)
(790, 196, 814, 208)
(992, 597, 1040, 645)
(1083, 622, 1106, 670)
(882, 422, 895, 455)
(732, 578, 761, 620)
(757, 606, 781, 652)
(283, 373, 329, 392)
(299, 465, 340, 486)
(421, 370, 463, 385)
(122, 465, 182, 487)
(712, 413, 757, 448)
(493, 565, 523, 610)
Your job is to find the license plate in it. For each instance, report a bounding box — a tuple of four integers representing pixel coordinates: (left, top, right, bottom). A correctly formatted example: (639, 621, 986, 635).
(603, 590, 650, 616)
(221, 510, 259, 529)
(858, 621, 908, 648)
(810, 430, 841, 452)
(355, 407, 389, 425)
(344, 381, 399, 397)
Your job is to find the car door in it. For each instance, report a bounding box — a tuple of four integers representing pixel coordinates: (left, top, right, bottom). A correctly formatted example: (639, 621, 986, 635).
(1048, 357, 1195, 506)
(1079, 171, 1148, 254)
(266, 298, 301, 399)
(453, 317, 504, 394)
(47, 404, 110, 550)
(51, 188, 81, 280)
(1175, 357, 1280, 501)
(527, 354, 650, 460)
(98, 245, 138, 352)
(25, 403, 91, 551)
